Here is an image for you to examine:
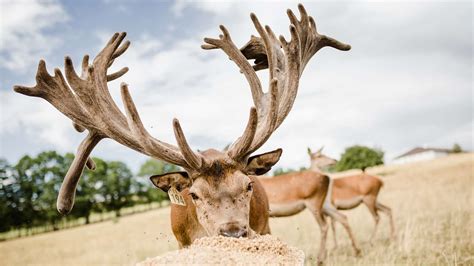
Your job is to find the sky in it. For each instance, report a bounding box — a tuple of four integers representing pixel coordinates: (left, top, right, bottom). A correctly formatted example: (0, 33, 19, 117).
(0, 0, 472, 173)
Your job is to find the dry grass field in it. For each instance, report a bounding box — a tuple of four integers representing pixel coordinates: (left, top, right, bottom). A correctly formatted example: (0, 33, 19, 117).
(1, 153, 473, 265)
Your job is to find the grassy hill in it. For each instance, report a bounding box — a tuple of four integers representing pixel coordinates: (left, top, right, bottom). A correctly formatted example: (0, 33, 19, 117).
(1, 153, 473, 265)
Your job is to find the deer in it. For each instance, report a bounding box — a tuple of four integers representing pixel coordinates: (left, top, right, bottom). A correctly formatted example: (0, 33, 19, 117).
(259, 148, 362, 260)
(13, 4, 350, 264)
(307, 147, 396, 247)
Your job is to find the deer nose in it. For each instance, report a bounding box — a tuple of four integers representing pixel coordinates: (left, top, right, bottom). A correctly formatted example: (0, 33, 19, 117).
(219, 223, 248, 238)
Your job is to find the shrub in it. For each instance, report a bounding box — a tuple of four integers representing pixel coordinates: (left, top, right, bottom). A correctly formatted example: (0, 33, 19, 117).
(452, 143, 462, 153)
(335, 145, 384, 171)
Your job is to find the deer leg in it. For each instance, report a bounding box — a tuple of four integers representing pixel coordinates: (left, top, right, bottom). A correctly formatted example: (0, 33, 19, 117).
(323, 207, 361, 256)
(312, 211, 329, 265)
(376, 202, 396, 241)
(330, 216, 338, 249)
(363, 197, 380, 244)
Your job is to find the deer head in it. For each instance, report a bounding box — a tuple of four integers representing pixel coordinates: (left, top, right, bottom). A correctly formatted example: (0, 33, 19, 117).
(14, 4, 350, 238)
(308, 146, 338, 170)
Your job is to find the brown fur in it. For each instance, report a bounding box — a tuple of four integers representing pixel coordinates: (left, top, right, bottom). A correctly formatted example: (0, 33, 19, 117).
(148, 148, 281, 247)
(171, 175, 270, 247)
(329, 173, 395, 243)
(308, 148, 396, 246)
(331, 174, 383, 206)
(260, 171, 328, 204)
(259, 171, 330, 263)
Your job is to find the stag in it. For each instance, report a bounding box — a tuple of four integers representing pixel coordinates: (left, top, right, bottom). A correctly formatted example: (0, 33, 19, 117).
(14, 4, 350, 263)
(307, 147, 396, 246)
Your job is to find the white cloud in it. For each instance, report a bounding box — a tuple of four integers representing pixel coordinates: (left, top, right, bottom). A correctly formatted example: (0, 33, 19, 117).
(0, 0, 68, 72)
(0, 90, 74, 150)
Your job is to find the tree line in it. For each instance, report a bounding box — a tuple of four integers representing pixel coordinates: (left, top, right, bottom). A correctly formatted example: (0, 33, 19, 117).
(0, 151, 178, 234)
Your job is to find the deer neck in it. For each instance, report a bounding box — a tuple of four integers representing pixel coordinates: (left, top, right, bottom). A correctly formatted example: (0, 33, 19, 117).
(309, 163, 324, 174)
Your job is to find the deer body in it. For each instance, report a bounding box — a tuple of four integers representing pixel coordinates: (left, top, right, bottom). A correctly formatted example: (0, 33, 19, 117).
(329, 174, 382, 210)
(260, 171, 329, 217)
(325, 174, 396, 244)
(260, 148, 362, 258)
(308, 148, 396, 247)
(259, 171, 330, 260)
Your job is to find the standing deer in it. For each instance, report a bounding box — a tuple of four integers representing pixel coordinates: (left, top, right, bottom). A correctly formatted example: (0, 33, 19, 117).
(259, 150, 361, 260)
(13, 4, 350, 263)
(307, 147, 396, 247)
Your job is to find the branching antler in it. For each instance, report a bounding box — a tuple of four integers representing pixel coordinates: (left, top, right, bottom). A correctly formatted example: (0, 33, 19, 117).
(14, 33, 203, 214)
(203, 4, 350, 160)
(14, 3, 350, 215)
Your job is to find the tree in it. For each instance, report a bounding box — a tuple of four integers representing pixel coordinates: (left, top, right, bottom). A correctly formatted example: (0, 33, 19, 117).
(0, 150, 149, 234)
(0, 159, 18, 232)
(14, 151, 67, 230)
(101, 161, 134, 217)
(452, 143, 462, 153)
(335, 145, 384, 172)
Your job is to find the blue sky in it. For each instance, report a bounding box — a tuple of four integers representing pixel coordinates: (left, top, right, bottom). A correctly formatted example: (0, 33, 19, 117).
(1, 0, 472, 172)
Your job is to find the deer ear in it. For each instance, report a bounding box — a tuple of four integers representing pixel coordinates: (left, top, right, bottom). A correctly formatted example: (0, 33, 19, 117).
(307, 147, 312, 156)
(317, 146, 324, 153)
(150, 171, 191, 192)
(245, 148, 282, 175)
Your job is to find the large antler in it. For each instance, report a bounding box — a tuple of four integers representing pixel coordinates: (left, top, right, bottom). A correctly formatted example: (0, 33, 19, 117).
(202, 4, 350, 160)
(14, 32, 203, 214)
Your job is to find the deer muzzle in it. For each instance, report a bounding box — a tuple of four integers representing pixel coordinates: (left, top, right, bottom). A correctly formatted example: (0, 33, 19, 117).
(219, 223, 248, 238)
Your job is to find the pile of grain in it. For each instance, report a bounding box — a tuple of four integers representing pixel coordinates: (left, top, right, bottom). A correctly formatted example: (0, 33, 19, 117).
(137, 234, 305, 265)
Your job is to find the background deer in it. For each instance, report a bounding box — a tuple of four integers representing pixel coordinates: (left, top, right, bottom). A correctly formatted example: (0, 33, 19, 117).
(308, 147, 396, 247)
(259, 148, 361, 261)
(13, 3, 350, 260)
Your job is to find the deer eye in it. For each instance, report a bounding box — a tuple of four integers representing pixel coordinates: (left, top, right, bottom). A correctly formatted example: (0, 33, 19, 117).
(246, 182, 254, 192)
(189, 192, 199, 201)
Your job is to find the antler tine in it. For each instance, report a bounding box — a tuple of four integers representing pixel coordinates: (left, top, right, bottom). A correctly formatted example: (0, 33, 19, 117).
(57, 131, 102, 214)
(226, 78, 278, 160)
(227, 107, 258, 159)
(80, 55, 90, 79)
(107, 39, 131, 81)
(112, 40, 131, 60)
(202, 25, 263, 108)
(246, 78, 279, 154)
(173, 119, 204, 170)
(86, 157, 96, 170)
